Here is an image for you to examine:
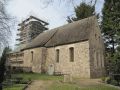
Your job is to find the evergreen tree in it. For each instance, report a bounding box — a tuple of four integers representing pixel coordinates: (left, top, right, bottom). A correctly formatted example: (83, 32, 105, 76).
(0, 47, 11, 90)
(67, 1, 98, 23)
(102, 0, 120, 55)
(102, 0, 120, 75)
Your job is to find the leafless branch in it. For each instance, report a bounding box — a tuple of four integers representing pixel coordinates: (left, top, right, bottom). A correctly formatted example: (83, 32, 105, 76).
(41, 0, 76, 8)
(0, 0, 11, 48)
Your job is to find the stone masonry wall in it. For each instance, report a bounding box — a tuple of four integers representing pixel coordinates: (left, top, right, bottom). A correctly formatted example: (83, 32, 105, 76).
(89, 19, 105, 78)
(23, 47, 43, 73)
(46, 41, 90, 78)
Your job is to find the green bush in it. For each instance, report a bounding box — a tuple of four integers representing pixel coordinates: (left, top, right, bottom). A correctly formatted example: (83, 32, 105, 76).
(15, 77, 23, 84)
(106, 77, 119, 86)
(110, 80, 118, 86)
(101, 77, 106, 82)
(106, 77, 111, 84)
(20, 80, 28, 84)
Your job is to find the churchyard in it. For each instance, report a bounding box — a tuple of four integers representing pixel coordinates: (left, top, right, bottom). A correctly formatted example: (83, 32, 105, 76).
(3, 73, 120, 90)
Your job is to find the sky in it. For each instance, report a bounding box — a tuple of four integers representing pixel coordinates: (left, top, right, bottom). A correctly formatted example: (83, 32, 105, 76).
(6, 0, 104, 49)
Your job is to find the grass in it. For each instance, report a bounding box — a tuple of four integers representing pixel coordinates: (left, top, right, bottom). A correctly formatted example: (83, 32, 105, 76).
(48, 82, 120, 90)
(12, 73, 63, 81)
(3, 73, 63, 90)
(3, 84, 25, 90)
(5, 73, 120, 90)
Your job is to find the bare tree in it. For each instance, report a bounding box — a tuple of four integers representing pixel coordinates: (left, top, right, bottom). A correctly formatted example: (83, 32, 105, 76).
(41, 0, 96, 8)
(41, 0, 75, 8)
(0, 0, 11, 48)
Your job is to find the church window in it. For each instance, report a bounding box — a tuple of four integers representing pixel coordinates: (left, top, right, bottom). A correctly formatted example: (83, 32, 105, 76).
(99, 52, 101, 67)
(56, 49, 59, 63)
(31, 51, 33, 62)
(99, 36, 100, 42)
(101, 53, 103, 67)
(69, 47, 74, 62)
(96, 52, 99, 67)
(95, 34, 97, 38)
(101, 53, 104, 67)
(94, 51, 97, 67)
(95, 34, 97, 40)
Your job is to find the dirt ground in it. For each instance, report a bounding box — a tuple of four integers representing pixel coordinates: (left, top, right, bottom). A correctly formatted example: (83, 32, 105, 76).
(25, 79, 120, 90)
(26, 80, 53, 90)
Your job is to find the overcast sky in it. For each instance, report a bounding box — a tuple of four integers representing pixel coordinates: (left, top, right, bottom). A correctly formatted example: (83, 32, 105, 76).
(6, 0, 104, 49)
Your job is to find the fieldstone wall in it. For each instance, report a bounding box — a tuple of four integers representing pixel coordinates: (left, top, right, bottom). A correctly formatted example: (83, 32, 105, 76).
(46, 41, 90, 78)
(23, 47, 43, 73)
(41, 47, 47, 73)
(7, 47, 47, 73)
(89, 19, 105, 78)
(23, 50, 33, 68)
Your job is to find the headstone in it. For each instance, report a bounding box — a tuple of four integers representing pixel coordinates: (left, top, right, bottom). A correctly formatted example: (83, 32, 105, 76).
(63, 74, 73, 83)
(48, 64, 54, 75)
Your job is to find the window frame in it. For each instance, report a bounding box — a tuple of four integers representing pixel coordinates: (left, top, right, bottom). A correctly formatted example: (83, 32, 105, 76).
(69, 47, 74, 62)
(56, 49, 59, 63)
(31, 51, 33, 62)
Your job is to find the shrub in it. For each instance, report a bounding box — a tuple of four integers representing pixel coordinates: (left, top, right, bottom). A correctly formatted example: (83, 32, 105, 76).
(15, 77, 23, 84)
(20, 80, 28, 84)
(110, 80, 118, 86)
(101, 77, 106, 83)
(113, 74, 120, 85)
(106, 77, 111, 84)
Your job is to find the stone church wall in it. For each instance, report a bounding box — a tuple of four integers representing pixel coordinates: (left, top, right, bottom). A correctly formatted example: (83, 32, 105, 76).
(46, 41, 90, 78)
(89, 19, 105, 78)
(23, 47, 43, 73)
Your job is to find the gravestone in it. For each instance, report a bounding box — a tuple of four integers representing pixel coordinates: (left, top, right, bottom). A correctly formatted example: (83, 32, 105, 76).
(48, 64, 54, 75)
(63, 74, 73, 83)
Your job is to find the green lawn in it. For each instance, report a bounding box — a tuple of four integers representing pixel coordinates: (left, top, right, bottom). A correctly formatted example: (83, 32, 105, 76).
(3, 73, 63, 90)
(48, 82, 120, 90)
(5, 73, 120, 90)
(3, 84, 25, 90)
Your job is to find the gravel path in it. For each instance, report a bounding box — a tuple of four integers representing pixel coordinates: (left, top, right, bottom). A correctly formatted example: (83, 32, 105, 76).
(26, 79, 120, 90)
(26, 80, 53, 90)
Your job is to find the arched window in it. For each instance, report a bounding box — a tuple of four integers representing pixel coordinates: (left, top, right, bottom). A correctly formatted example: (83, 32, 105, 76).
(56, 49, 59, 63)
(94, 51, 97, 67)
(95, 34, 97, 40)
(69, 47, 74, 62)
(96, 52, 99, 67)
(31, 51, 33, 62)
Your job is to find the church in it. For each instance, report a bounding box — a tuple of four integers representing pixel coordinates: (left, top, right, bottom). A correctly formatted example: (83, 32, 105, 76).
(7, 16, 105, 78)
